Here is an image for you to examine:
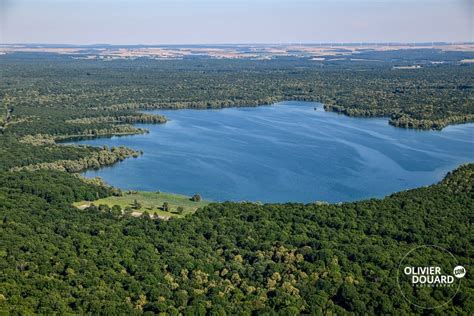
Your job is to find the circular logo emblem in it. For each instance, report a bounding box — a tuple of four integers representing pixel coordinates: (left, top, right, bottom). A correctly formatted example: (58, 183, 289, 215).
(397, 245, 464, 309)
(453, 266, 466, 279)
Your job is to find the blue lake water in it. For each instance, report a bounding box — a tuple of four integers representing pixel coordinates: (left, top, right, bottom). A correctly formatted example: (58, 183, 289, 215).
(72, 101, 474, 203)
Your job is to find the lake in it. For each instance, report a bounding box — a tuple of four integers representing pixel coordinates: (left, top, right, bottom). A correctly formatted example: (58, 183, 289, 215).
(71, 101, 474, 203)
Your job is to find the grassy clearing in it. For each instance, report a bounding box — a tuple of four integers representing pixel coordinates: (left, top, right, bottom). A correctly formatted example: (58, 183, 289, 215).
(73, 191, 209, 219)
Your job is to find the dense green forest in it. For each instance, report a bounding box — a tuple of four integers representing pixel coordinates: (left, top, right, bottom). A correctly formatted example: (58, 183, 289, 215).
(0, 51, 473, 314)
(0, 165, 472, 314)
(1, 51, 473, 136)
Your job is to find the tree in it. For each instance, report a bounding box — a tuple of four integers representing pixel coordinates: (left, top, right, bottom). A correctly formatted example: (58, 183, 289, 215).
(162, 202, 169, 212)
(111, 205, 122, 216)
(124, 206, 133, 215)
(133, 199, 142, 210)
(191, 194, 201, 202)
(177, 206, 184, 214)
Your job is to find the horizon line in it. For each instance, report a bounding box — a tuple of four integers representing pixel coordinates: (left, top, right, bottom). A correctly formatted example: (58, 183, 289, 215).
(1, 41, 473, 47)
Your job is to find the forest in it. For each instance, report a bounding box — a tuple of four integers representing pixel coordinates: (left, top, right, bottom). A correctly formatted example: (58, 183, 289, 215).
(1, 51, 473, 137)
(0, 164, 472, 314)
(0, 51, 473, 314)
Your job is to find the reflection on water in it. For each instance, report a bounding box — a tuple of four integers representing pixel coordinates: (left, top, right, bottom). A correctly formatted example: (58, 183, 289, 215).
(70, 101, 474, 203)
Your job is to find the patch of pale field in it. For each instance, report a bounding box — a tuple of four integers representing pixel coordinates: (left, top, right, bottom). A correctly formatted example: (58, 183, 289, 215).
(1, 43, 473, 59)
(0, 47, 84, 54)
(393, 65, 423, 69)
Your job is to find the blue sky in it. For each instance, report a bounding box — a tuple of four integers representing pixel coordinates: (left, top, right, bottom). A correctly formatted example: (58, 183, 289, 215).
(0, 0, 472, 44)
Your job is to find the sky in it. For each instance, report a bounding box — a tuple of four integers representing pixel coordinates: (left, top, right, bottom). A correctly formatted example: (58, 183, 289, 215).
(0, 0, 472, 45)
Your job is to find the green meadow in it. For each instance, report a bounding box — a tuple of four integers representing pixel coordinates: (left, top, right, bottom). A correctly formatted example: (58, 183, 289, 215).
(74, 191, 210, 219)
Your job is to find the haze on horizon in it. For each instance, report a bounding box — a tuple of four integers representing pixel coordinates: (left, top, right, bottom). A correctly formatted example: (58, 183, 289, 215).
(0, 0, 472, 45)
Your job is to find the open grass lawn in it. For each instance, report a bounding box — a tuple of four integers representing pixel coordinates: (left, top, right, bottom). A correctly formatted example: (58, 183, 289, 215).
(73, 191, 210, 219)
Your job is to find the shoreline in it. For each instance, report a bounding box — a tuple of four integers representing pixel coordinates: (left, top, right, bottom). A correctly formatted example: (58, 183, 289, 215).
(68, 101, 474, 205)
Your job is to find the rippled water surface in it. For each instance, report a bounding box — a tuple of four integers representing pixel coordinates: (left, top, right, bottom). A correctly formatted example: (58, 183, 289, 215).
(72, 101, 474, 203)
